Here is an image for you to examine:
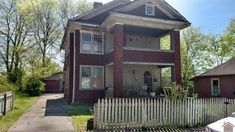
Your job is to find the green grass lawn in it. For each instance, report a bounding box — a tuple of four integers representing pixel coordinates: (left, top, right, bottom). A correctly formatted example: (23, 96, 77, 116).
(0, 92, 38, 132)
(66, 104, 93, 132)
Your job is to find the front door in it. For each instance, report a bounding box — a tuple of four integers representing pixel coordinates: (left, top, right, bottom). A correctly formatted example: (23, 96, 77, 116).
(144, 71, 152, 93)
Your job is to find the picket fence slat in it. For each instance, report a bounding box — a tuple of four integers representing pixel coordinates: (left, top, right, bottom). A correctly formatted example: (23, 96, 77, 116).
(93, 98, 235, 130)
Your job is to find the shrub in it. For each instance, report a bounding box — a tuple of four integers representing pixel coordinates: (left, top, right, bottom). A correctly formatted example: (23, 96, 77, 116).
(25, 77, 45, 96)
(0, 73, 16, 93)
(7, 68, 24, 83)
(164, 82, 188, 100)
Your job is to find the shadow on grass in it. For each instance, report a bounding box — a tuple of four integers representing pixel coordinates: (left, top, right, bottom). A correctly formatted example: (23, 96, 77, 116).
(67, 104, 93, 116)
(66, 104, 94, 131)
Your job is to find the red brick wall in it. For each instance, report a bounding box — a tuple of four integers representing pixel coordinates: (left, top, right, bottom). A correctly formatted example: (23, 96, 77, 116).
(194, 75, 235, 98)
(75, 90, 105, 101)
(72, 30, 105, 102)
(123, 50, 175, 63)
(171, 31, 181, 83)
(113, 24, 124, 98)
(68, 32, 74, 103)
(75, 30, 80, 100)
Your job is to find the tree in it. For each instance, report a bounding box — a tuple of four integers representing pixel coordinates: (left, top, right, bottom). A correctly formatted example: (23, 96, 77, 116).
(220, 18, 235, 58)
(181, 27, 214, 88)
(0, 0, 91, 93)
(181, 20, 235, 89)
(57, 0, 91, 30)
(26, 0, 61, 67)
(0, 0, 32, 90)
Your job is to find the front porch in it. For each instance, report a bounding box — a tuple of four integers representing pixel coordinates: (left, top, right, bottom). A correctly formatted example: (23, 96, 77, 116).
(105, 63, 175, 98)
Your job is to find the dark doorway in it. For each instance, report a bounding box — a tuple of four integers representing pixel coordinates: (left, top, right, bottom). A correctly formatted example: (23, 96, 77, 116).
(144, 71, 152, 93)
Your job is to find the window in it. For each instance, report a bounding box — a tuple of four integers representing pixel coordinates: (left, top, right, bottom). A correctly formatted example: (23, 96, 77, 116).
(145, 4, 155, 16)
(80, 32, 103, 54)
(211, 78, 220, 96)
(81, 66, 104, 89)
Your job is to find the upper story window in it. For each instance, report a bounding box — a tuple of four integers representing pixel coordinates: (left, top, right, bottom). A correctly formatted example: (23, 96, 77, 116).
(80, 31, 103, 54)
(145, 4, 155, 16)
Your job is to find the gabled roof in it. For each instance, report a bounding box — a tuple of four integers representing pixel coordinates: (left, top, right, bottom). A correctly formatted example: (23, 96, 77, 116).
(71, 0, 190, 25)
(194, 58, 235, 78)
(71, 0, 130, 24)
(61, 0, 191, 49)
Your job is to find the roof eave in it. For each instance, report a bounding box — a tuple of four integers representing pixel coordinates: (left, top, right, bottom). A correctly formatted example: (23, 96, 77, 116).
(191, 74, 235, 80)
(60, 21, 70, 50)
(102, 12, 191, 31)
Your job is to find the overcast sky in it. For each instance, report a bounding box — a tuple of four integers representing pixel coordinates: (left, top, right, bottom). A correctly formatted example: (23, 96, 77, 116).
(87, 0, 235, 34)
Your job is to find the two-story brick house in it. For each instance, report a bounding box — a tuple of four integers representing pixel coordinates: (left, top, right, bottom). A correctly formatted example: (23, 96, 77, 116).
(61, 0, 190, 103)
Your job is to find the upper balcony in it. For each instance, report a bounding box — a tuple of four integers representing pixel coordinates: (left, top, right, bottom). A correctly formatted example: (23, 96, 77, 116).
(105, 24, 178, 64)
(123, 25, 174, 52)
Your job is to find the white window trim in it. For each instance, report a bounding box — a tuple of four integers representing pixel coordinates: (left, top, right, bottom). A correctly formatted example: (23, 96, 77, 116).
(211, 78, 220, 96)
(80, 30, 104, 55)
(145, 3, 155, 16)
(80, 65, 105, 90)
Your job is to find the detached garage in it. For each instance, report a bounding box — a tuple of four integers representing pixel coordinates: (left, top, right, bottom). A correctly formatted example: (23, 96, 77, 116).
(43, 72, 64, 92)
(193, 58, 235, 98)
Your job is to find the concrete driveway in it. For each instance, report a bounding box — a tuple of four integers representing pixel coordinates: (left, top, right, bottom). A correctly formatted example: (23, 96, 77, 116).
(8, 94, 75, 132)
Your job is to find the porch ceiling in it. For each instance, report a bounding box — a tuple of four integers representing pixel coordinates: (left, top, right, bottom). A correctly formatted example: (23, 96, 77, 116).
(124, 25, 170, 37)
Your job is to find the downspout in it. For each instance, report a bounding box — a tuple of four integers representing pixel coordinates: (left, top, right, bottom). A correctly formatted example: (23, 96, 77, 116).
(72, 31, 76, 104)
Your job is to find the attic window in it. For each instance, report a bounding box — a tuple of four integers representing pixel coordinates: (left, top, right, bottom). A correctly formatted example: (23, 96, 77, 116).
(145, 4, 155, 16)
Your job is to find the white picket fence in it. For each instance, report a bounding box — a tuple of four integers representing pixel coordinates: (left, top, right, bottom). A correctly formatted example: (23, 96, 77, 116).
(0, 91, 14, 116)
(93, 98, 235, 130)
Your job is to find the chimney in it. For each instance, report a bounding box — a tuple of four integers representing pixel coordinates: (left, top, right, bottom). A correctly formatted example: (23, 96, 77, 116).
(93, 2, 103, 9)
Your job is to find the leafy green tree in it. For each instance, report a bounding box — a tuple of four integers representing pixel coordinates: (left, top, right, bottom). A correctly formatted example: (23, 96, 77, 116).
(0, 0, 90, 93)
(220, 18, 235, 58)
(181, 27, 214, 88)
(0, 0, 32, 90)
(58, 0, 91, 29)
(0, 0, 31, 73)
(20, 0, 61, 67)
(181, 19, 235, 89)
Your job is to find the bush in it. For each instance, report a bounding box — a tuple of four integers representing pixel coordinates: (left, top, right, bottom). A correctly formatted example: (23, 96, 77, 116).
(25, 77, 45, 96)
(164, 82, 188, 100)
(7, 68, 24, 83)
(0, 73, 16, 93)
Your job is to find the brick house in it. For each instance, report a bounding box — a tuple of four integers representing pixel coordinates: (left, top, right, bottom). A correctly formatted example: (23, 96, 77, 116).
(194, 58, 235, 98)
(61, 0, 190, 103)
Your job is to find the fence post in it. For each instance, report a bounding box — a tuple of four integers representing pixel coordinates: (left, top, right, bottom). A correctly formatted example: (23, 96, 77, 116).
(3, 93, 7, 115)
(11, 91, 14, 110)
(224, 100, 230, 117)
